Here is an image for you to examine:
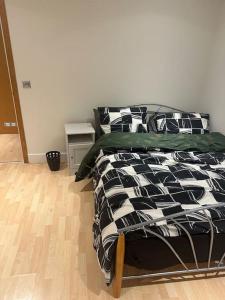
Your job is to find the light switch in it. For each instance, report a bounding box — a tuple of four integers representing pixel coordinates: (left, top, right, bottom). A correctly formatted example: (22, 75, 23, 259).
(22, 81, 31, 88)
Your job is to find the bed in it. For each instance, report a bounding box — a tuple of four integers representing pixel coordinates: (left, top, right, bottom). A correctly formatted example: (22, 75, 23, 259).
(75, 104, 225, 298)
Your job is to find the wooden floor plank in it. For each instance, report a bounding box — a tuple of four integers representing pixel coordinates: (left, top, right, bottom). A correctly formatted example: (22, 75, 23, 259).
(0, 163, 224, 299)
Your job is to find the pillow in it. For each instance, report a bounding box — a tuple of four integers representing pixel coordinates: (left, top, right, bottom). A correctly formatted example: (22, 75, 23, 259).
(98, 106, 148, 134)
(151, 112, 210, 134)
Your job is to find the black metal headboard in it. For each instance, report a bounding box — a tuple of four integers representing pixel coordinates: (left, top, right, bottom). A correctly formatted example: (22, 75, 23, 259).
(93, 103, 187, 140)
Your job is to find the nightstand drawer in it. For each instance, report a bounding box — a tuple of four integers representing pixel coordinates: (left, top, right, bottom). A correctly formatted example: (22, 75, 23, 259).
(68, 143, 93, 167)
(65, 123, 95, 176)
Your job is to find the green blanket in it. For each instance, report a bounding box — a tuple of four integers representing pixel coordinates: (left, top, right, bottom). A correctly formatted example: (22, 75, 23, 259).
(75, 132, 225, 181)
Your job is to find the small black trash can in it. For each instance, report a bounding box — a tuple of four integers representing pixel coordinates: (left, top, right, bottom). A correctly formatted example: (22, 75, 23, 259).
(46, 151, 60, 171)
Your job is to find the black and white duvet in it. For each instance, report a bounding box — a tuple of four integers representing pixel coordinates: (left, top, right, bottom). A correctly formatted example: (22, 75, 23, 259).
(92, 149, 225, 283)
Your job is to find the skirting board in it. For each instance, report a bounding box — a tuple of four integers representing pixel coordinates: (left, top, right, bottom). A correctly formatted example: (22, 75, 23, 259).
(28, 152, 67, 164)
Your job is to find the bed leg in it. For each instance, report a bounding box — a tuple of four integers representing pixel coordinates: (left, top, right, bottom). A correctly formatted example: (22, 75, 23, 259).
(112, 233, 125, 298)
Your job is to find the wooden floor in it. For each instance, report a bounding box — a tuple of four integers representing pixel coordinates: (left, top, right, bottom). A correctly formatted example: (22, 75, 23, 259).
(1, 163, 225, 299)
(0, 134, 23, 162)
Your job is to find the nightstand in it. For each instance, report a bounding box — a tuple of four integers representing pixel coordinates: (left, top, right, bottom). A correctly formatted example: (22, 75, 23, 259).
(65, 123, 95, 175)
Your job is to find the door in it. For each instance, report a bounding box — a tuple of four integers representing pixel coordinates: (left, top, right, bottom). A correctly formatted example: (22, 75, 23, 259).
(0, 21, 17, 134)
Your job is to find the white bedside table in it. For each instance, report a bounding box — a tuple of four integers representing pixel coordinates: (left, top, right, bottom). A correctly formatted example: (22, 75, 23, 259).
(65, 123, 95, 175)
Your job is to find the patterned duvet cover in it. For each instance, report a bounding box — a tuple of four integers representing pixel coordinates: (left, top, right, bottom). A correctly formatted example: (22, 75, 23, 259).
(75, 133, 225, 283)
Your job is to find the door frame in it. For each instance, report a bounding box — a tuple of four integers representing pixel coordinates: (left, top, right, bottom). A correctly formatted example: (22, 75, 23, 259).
(0, 0, 28, 162)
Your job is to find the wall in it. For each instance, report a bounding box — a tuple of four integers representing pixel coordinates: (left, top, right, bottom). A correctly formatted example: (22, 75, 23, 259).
(5, 0, 222, 162)
(200, 2, 225, 133)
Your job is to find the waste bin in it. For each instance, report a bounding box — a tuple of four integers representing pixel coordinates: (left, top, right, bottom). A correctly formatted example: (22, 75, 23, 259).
(46, 151, 60, 171)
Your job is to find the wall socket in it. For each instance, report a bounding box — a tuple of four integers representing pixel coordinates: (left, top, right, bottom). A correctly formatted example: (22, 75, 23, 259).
(3, 122, 17, 127)
(22, 81, 31, 88)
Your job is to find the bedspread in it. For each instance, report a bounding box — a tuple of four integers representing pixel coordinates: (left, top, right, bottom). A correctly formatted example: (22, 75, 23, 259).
(75, 132, 225, 283)
(93, 149, 225, 283)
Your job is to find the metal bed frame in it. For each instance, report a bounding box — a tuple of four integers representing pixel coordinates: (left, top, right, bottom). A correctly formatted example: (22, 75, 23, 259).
(132, 103, 186, 113)
(112, 203, 225, 298)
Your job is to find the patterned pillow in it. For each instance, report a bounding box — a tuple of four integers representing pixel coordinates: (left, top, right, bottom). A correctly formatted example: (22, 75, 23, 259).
(151, 112, 210, 134)
(98, 106, 148, 134)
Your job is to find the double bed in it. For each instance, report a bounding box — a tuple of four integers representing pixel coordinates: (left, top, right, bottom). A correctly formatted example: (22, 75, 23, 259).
(75, 104, 225, 298)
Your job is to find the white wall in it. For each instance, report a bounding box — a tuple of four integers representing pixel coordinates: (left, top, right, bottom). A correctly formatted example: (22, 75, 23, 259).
(200, 2, 225, 133)
(5, 0, 222, 162)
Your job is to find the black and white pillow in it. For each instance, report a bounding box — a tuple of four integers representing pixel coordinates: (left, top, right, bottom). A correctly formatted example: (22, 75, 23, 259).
(151, 112, 210, 134)
(98, 106, 148, 134)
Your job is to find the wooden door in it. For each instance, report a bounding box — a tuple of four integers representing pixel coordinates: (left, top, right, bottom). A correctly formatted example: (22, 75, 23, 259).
(0, 21, 18, 134)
